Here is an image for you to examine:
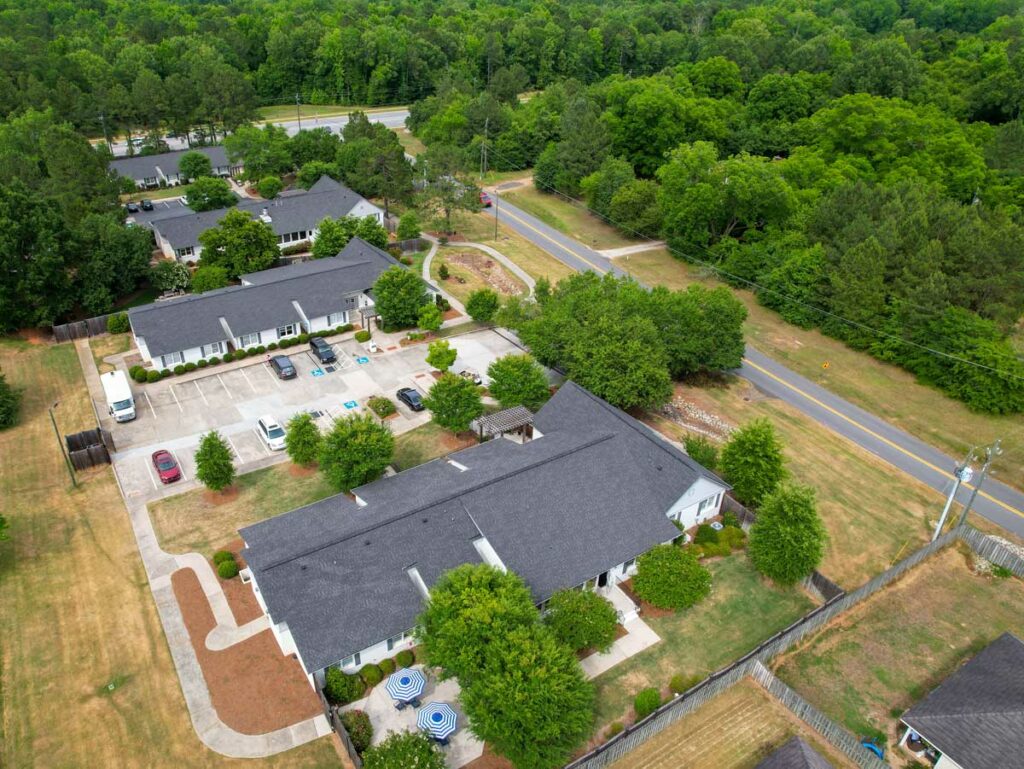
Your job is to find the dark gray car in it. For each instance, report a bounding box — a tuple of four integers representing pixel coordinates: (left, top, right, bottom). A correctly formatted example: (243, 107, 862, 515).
(397, 387, 424, 411)
(269, 354, 297, 379)
(309, 337, 337, 364)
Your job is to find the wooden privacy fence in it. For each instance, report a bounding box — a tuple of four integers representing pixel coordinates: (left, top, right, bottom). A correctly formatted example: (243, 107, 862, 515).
(393, 237, 429, 253)
(65, 428, 114, 470)
(53, 313, 114, 342)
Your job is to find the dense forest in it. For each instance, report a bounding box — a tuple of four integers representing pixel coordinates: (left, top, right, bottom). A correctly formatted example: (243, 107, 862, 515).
(0, 0, 1022, 411)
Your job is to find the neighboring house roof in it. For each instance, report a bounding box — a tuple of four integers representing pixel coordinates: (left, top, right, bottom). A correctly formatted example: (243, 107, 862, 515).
(902, 632, 1024, 769)
(109, 146, 233, 181)
(241, 381, 729, 673)
(754, 737, 833, 769)
(128, 237, 400, 357)
(144, 176, 373, 252)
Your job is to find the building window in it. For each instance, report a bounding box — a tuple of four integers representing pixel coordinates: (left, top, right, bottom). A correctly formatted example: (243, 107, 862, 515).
(276, 324, 295, 338)
(697, 495, 719, 516)
(238, 332, 261, 348)
(327, 312, 348, 326)
(621, 558, 636, 575)
(386, 632, 407, 651)
(201, 342, 223, 357)
(160, 351, 184, 368)
(341, 652, 361, 668)
(176, 246, 194, 259)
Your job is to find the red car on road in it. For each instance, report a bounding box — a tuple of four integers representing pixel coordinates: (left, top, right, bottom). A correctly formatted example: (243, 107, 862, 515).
(151, 449, 182, 484)
(480, 190, 492, 207)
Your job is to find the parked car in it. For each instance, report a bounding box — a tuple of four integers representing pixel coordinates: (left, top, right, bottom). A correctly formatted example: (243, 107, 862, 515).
(459, 369, 482, 385)
(397, 387, 425, 412)
(269, 354, 297, 379)
(257, 415, 287, 451)
(480, 191, 493, 207)
(309, 336, 337, 364)
(140, 199, 154, 211)
(151, 449, 181, 484)
(125, 201, 140, 214)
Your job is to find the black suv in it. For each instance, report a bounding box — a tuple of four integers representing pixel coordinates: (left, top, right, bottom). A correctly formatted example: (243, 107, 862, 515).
(140, 199, 154, 211)
(397, 387, 424, 412)
(125, 201, 140, 214)
(309, 337, 337, 364)
(269, 354, 297, 380)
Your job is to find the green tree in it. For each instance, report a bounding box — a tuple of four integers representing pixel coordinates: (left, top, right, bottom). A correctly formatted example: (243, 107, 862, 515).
(609, 179, 662, 238)
(257, 175, 282, 199)
(633, 544, 711, 610)
(0, 513, 7, 541)
(418, 145, 479, 233)
(426, 339, 457, 372)
(543, 588, 618, 653)
(418, 303, 443, 332)
(190, 265, 229, 293)
(417, 563, 538, 682)
(296, 161, 336, 190)
(423, 373, 484, 432)
(580, 156, 635, 220)
(373, 266, 427, 329)
(0, 370, 21, 429)
(195, 431, 235, 492)
(683, 434, 718, 470)
(178, 151, 212, 182)
(319, 412, 394, 492)
(719, 419, 786, 507)
(465, 288, 501, 323)
(397, 211, 421, 240)
(486, 354, 550, 410)
(224, 123, 292, 181)
(150, 260, 191, 291)
(362, 731, 446, 769)
(198, 209, 279, 278)
(289, 128, 341, 167)
(312, 215, 388, 259)
(748, 483, 826, 584)
(285, 412, 322, 467)
(461, 624, 595, 769)
(185, 176, 236, 212)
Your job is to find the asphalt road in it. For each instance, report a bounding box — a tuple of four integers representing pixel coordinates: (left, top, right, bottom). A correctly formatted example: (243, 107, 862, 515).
(486, 193, 1024, 539)
(106, 108, 411, 157)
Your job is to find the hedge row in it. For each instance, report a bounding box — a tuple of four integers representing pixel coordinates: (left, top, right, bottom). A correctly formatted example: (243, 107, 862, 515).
(127, 324, 357, 384)
(323, 648, 416, 706)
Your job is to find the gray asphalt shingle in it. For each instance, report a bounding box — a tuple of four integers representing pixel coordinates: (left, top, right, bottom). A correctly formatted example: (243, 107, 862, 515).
(109, 146, 233, 182)
(754, 737, 833, 769)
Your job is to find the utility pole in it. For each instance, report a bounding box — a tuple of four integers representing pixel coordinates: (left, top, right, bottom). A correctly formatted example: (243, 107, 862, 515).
(933, 448, 975, 540)
(493, 191, 499, 241)
(295, 92, 302, 131)
(957, 440, 1002, 528)
(480, 117, 489, 179)
(49, 401, 77, 489)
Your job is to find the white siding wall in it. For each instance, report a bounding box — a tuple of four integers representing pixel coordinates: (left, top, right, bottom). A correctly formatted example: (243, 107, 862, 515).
(338, 634, 415, 672)
(934, 754, 965, 769)
(135, 335, 151, 363)
(306, 311, 350, 333)
(667, 476, 729, 530)
(349, 199, 385, 224)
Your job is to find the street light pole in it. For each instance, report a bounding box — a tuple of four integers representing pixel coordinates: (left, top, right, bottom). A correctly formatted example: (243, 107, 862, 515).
(295, 92, 302, 131)
(957, 440, 1002, 529)
(932, 449, 975, 541)
(49, 401, 77, 488)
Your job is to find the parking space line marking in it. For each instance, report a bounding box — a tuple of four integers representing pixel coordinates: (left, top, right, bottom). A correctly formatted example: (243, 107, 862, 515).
(193, 380, 209, 406)
(255, 429, 272, 455)
(168, 385, 183, 412)
(216, 374, 234, 400)
(225, 434, 241, 460)
(239, 367, 258, 394)
(169, 449, 188, 481)
(143, 456, 158, 491)
(144, 391, 157, 419)
(263, 364, 281, 388)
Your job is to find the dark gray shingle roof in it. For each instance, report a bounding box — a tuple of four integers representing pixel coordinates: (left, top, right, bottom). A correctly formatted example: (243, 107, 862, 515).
(241, 381, 726, 673)
(128, 237, 398, 357)
(146, 176, 370, 251)
(109, 146, 232, 181)
(755, 737, 833, 769)
(902, 632, 1024, 769)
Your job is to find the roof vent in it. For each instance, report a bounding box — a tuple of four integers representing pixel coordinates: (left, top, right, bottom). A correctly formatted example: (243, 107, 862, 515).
(446, 458, 469, 472)
(407, 566, 430, 599)
(259, 207, 272, 224)
(422, 517, 429, 523)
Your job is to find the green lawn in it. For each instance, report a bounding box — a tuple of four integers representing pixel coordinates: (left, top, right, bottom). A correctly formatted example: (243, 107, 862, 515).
(448, 210, 576, 284)
(393, 422, 476, 470)
(123, 184, 191, 202)
(592, 554, 815, 726)
(775, 547, 1024, 744)
(89, 333, 134, 374)
(502, 183, 643, 250)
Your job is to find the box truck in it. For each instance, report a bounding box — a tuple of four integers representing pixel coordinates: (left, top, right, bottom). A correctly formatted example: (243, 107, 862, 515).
(101, 370, 136, 422)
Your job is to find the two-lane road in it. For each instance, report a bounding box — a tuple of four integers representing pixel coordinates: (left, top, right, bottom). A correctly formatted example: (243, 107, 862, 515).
(486, 192, 1024, 539)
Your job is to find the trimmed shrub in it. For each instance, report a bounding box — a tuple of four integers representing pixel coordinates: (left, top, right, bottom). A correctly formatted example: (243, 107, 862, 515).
(324, 667, 366, 705)
(435, 294, 451, 312)
(669, 674, 702, 695)
(368, 396, 396, 418)
(222, 351, 235, 362)
(208, 356, 221, 365)
(336, 323, 355, 334)
(360, 663, 384, 687)
(378, 657, 396, 675)
(197, 359, 208, 368)
(278, 337, 294, 348)
(395, 649, 414, 668)
(133, 368, 148, 383)
(216, 559, 240, 579)
(400, 256, 413, 265)
(340, 710, 373, 754)
(160, 369, 171, 378)
(694, 524, 718, 545)
(605, 722, 624, 739)
(355, 330, 371, 343)
(634, 688, 661, 720)
(213, 550, 235, 565)
(253, 345, 266, 354)
(720, 525, 747, 549)
(438, 262, 449, 280)
(173, 364, 186, 375)
(267, 342, 278, 350)
(634, 544, 712, 610)
(184, 361, 197, 372)
(106, 312, 130, 334)
(298, 332, 310, 343)
(234, 348, 248, 359)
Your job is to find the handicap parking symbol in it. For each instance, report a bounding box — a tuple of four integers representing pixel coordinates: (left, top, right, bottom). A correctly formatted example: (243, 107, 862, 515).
(355, 356, 369, 365)
(343, 400, 358, 409)
(311, 368, 324, 377)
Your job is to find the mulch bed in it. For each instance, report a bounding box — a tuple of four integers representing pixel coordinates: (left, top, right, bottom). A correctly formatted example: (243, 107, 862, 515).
(171, 567, 322, 734)
(463, 745, 515, 769)
(442, 308, 462, 320)
(618, 578, 675, 618)
(213, 538, 263, 626)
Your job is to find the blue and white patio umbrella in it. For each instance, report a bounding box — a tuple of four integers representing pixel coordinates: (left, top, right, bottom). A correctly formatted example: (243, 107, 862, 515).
(417, 701, 458, 740)
(385, 668, 426, 703)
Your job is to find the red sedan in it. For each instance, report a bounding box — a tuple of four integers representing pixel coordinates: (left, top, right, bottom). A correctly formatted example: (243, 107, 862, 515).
(480, 190, 492, 207)
(151, 449, 182, 484)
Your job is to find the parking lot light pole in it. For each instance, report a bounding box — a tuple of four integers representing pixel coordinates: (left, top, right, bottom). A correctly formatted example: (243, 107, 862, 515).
(49, 401, 78, 488)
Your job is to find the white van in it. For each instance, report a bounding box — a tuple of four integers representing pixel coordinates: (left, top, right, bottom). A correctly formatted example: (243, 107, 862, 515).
(101, 370, 136, 422)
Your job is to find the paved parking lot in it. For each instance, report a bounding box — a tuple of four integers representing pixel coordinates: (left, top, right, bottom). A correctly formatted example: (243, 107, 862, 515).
(101, 329, 528, 503)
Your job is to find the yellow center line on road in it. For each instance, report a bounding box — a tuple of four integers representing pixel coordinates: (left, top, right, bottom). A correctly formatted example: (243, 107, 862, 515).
(743, 357, 1024, 521)
(493, 204, 610, 275)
